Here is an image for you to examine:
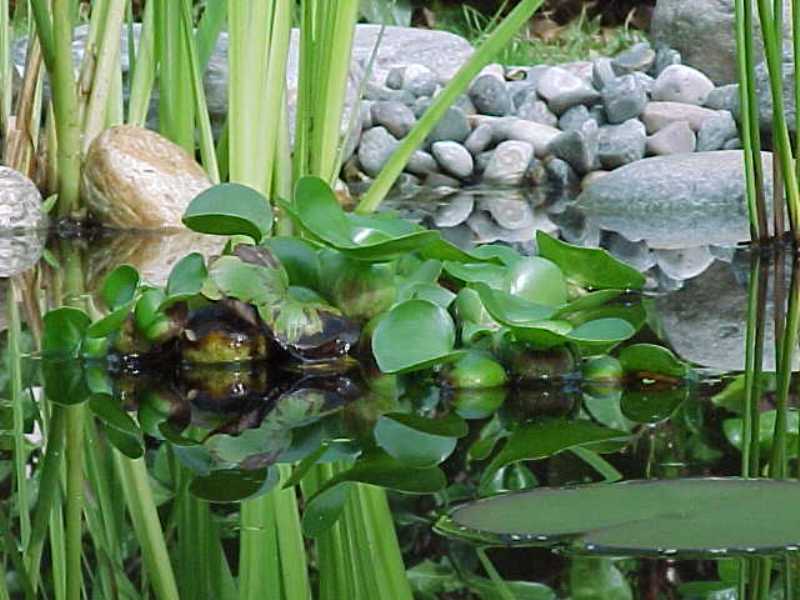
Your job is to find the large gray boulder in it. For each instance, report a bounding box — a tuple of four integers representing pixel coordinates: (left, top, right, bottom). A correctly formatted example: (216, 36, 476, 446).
(577, 151, 775, 248)
(654, 259, 791, 371)
(650, 0, 791, 85)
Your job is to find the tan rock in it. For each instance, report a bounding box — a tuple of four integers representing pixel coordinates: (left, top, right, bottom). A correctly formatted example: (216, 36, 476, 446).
(87, 230, 225, 287)
(640, 102, 719, 134)
(581, 170, 610, 190)
(82, 125, 212, 230)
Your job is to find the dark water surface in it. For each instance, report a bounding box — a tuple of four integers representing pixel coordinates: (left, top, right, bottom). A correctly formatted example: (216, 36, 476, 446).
(1, 190, 798, 599)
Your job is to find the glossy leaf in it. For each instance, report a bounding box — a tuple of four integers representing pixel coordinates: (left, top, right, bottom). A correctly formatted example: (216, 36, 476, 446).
(481, 419, 629, 486)
(89, 394, 144, 459)
(621, 387, 688, 424)
(372, 299, 461, 373)
(375, 413, 468, 467)
(165, 253, 207, 301)
(443, 261, 507, 289)
(190, 467, 279, 503)
(566, 319, 636, 346)
(474, 283, 555, 326)
(87, 300, 135, 338)
(723, 409, 799, 456)
(183, 183, 273, 242)
(618, 344, 689, 378)
(262, 237, 322, 289)
(506, 257, 568, 306)
(43, 308, 91, 357)
(537, 231, 645, 290)
(101, 264, 140, 310)
(302, 481, 352, 538)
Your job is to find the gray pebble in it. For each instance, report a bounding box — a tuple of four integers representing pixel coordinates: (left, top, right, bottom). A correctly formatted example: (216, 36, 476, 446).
(547, 119, 599, 175)
(358, 127, 399, 177)
(602, 75, 648, 124)
(425, 172, 462, 189)
(537, 66, 601, 115)
(558, 105, 592, 132)
(406, 150, 439, 176)
(404, 65, 438, 97)
(432, 141, 474, 179)
(371, 101, 416, 138)
(467, 211, 534, 244)
(612, 42, 656, 74)
(645, 120, 696, 155)
(696, 110, 738, 151)
(482, 140, 535, 187)
(652, 64, 715, 106)
(597, 119, 646, 169)
(602, 231, 656, 272)
(592, 58, 617, 91)
(518, 98, 558, 127)
(365, 82, 416, 105)
(475, 150, 494, 175)
(705, 84, 739, 112)
(413, 96, 431, 118)
(477, 193, 535, 229)
(465, 123, 495, 155)
(386, 67, 405, 90)
(652, 45, 682, 77)
(434, 193, 474, 228)
(427, 106, 471, 144)
(525, 64, 551, 89)
(469, 74, 512, 116)
(454, 94, 478, 116)
(545, 157, 580, 190)
(723, 137, 742, 150)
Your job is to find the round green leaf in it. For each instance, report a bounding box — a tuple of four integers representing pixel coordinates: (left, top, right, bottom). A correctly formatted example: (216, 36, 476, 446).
(618, 344, 689, 378)
(101, 265, 140, 310)
(189, 467, 279, 503)
(439, 479, 800, 557)
(567, 319, 636, 344)
(43, 307, 91, 357)
(262, 237, 322, 289)
(375, 413, 468, 467)
(506, 257, 568, 307)
(443, 261, 508, 289)
(183, 183, 273, 242)
(537, 231, 645, 290)
(372, 299, 461, 373)
(165, 253, 207, 302)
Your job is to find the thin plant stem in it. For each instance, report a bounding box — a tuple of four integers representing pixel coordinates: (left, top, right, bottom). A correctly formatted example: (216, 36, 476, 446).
(477, 548, 515, 600)
(0, 504, 35, 600)
(0, 0, 10, 133)
(64, 403, 85, 600)
(82, 0, 126, 152)
(127, 0, 155, 126)
(357, 0, 545, 213)
(50, 0, 82, 218)
(743, 252, 768, 476)
(156, 0, 194, 151)
(7, 281, 31, 550)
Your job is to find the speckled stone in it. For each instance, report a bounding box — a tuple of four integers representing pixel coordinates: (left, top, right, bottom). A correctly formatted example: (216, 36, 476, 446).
(0, 167, 46, 230)
(433, 193, 474, 227)
(652, 64, 715, 105)
(641, 102, 719, 133)
(82, 125, 212, 229)
(537, 66, 601, 114)
(482, 141, 535, 187)
(646, 121, 697, 155)
(432, 141, 474, 179)
(358, 126, 400, 177)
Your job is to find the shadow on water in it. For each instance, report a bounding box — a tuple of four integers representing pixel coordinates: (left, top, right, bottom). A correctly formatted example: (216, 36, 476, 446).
(2, 191, 800, 599)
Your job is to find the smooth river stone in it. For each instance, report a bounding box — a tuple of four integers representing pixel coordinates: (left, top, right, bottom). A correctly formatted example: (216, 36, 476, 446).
(477, 194, 534, 230)
(82, 125, 212, 230)
(0, 167, 47, 230)
(475, 116, 561, 158)
(641, 102, 720, 133)
(577, 150, 776, 249)
(433, 193, 474, 228)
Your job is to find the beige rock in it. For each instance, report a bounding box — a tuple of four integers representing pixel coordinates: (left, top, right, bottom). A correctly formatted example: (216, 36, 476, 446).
(472, 116, 561, 158)
(641, 102, 719, 134)
(87, 230, 225, 287)
(646, 121, 697, 156)
(82, 125, 212, 230)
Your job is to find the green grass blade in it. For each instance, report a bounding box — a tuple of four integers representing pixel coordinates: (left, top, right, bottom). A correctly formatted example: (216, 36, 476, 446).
(65, 404, 85, 600)
(357, 0, 545, 213)
(156, 0, 195, 151)
(127, 0, 156, 126)
(195, 0, 226, 72)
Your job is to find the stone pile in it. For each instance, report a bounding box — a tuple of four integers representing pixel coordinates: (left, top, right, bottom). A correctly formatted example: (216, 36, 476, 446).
(347, 41, 744, 192)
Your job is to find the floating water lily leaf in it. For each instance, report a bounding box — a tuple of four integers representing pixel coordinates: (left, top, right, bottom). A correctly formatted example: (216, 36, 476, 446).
(506, 257, 568, 307)
(43, 307, 91, 357)
(207, 255, 288, 306)
(303, 450, 447, 536)
(537, 232, 645, 290)
(101, 264, 140, 310)
(442, 351, 508, 390)
(189, 467, 279, 503)
(438, 479, 800, 557)
(619, 344, 688, 378)
(286, 177, 439, 260)
(471, 244, 523, 266)
(404, 282, 456, 308)
(262, 237, 321, 289)
(481, 419, 629, 486)
(554, 290, 623, 318)
(419, 237, 502, 264)
(206, 422, 292, 470)
(183, 183, 273, 242)
(443, 261, 507, 289)
(89, 394, 144, 459)
(164, 253, 207, 305)
(620, 387, 688, 424)
(321, 250, 397, 320)
(375, 413, 468, 467)
(372, 299, 462, 373)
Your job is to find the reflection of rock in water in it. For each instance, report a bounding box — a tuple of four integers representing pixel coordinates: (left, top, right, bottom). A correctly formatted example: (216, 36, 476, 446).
(0, 230, 46, 278)
(86, 231, 225, 287)
(654, 260, 794, 372)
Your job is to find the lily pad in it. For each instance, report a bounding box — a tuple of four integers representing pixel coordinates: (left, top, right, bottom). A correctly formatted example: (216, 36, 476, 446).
(183, 183, 273, 242)
(43, 308, 91, 357)
(506, 257, 568, 307)
(372, 299, 462, 373)
(163, 253, 207, 305)
(537, 232, 645, 291)
(437, 478, 800, 557)
(101, 264, 140, 310)
(619, 344, 688, 378)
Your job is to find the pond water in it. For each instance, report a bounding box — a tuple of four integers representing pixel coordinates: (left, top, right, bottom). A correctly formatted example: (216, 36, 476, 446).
(2, 188, 798, 600)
